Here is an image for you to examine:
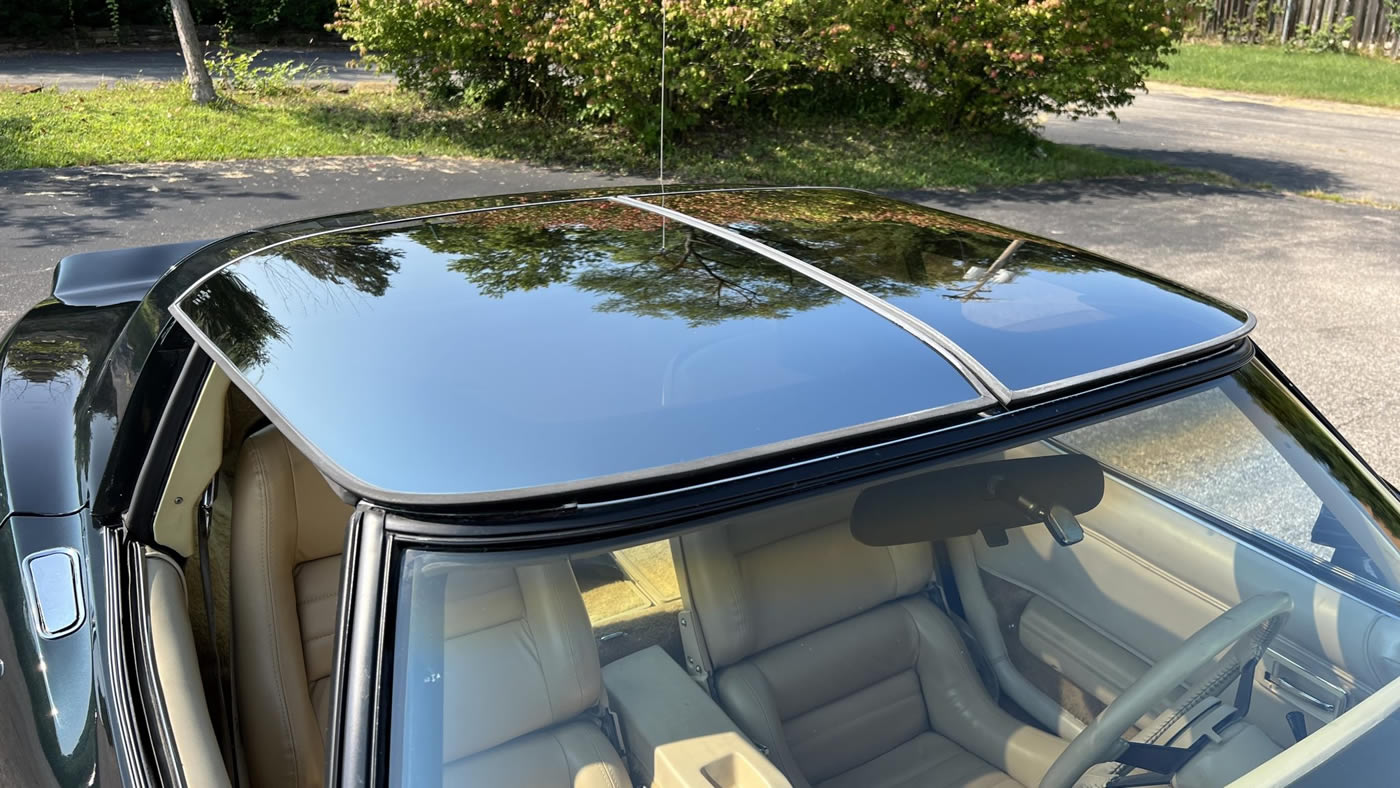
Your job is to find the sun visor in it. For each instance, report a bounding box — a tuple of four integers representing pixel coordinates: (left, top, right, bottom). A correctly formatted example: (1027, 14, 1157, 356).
(851, 454, 1105, 547)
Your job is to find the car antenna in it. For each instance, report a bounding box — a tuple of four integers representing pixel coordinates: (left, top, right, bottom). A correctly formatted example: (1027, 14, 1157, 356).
(659, 0, 668, 247)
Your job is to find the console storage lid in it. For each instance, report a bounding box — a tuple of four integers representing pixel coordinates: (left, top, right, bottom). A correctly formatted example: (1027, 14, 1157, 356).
(603, 645, 791, 787)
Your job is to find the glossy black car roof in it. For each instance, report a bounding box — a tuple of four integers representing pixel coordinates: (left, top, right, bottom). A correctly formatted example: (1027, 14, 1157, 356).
(168, 187, 1253, 505)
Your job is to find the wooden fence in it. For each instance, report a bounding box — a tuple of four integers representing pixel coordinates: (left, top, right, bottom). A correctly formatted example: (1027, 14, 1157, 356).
(1195, 0, 1400, 54)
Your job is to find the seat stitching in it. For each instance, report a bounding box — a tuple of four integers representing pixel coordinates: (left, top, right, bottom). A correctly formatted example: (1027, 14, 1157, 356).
(295, 589, 340, 605)
(792, 682, 924, 754)
(253, 442, 302, 787)
(583, 725, 623, 788)
(516, 570, 557, 720)
(726, 539, 750, 662)
(898, 603, 935, 733)
(823, 733, 964, 787)
(552, 568, 588, 715)
(551, 730, 574, 785)
(884, 545, 900, 602)
(743, 665, 792, 775)
(786, 663, 917, 719)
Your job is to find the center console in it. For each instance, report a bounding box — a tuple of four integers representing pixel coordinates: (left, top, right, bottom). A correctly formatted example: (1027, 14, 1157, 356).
(602, 646, 791, 788)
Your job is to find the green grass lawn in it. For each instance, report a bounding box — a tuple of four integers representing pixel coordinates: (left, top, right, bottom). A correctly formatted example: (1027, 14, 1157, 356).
(1156, 43, 1400, 108)
(0, 83, 1171, 188)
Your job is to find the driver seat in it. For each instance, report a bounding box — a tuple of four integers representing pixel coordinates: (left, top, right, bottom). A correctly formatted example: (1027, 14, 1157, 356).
(230, 426, 631, 787)
(675, 494, 1067, 788)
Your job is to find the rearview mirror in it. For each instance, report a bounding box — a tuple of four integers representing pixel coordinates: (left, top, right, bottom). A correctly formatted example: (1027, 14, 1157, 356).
(850, 454, 1103, 548)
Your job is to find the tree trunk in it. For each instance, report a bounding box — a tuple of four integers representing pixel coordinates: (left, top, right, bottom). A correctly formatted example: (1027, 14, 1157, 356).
(170, 0, 216, 104)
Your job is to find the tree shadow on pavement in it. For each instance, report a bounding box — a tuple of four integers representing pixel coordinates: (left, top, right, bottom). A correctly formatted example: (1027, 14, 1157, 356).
(890, 174, 1296, 213)
(0, 163, 299, 250)
(1047, 145, 1351, 196)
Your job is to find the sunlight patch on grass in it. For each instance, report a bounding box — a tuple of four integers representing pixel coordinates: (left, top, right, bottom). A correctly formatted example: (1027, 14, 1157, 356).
(1156, 44, 1400, 109)
(1297, 189, 1400, 211)
(0, 83, 1174, 189)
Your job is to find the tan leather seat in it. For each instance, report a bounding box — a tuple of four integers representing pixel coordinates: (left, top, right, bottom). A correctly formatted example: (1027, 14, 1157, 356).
(433, 562, 632, 787)
(231, 427, 630, 788)
(676, 494, 1067, 788)
(232, 426, 354, 788)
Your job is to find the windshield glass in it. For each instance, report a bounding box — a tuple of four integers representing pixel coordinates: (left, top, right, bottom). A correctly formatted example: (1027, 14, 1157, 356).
(379, 361, 1400, 787)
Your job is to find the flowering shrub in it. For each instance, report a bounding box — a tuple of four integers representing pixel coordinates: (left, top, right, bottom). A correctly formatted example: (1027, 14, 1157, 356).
(844, 0, 1187, 129)
(330, 0, 1185, 134)
(529, 0, 855, 138)
(330, 0, 551, 104)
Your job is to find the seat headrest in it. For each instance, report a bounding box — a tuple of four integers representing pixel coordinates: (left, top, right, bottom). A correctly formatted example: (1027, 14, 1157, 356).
(240, 425, 353, 563)
(431, 561, 603, 761)
(677, 491, 932, 668)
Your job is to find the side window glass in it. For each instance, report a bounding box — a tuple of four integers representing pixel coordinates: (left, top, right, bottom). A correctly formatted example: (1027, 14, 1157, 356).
(1056, 369, 1400, 599)
(1060, 387, 1332, 562)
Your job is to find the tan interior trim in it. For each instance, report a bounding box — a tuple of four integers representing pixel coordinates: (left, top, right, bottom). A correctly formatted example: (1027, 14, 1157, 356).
(144, 552, 231, 788)
(652, 732, 792, 788)
(154, 364, 230, 557)
(1019, 596, 1150, 707)
(602, 645, 751, 784)
(1227, 676, 1400, 787)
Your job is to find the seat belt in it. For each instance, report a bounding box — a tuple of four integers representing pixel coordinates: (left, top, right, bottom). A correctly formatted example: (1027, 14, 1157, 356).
(930, 540, 965, 619)
(930, 540, 1000, 702)
(592, 689, 628, 758)
(669, 539, 717, 695)
(198, 477, 240, 786)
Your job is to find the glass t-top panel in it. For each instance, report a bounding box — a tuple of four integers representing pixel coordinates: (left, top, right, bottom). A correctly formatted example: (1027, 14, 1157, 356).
(640, 189, 1253, 396)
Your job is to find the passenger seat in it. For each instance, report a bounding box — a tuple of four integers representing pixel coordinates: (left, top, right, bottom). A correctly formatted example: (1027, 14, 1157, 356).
(230, 427, 632, 788)
(433, 562, 633, 786)
(674, 493, 1067, 788)
(231, 426, 353, 788)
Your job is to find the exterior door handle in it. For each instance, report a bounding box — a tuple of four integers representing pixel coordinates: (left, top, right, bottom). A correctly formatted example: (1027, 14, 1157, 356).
(1272, 675, 1337, 713)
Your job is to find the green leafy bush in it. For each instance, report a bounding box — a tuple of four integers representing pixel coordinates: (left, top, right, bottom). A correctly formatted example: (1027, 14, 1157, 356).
(328, 0, 550, 106)
(206, 45, 325, 95)
(1287, 16, 1356, 54)
(842, 0, 1187, 129)
(331, 0, 1185, 135)
(528, 0, 855, 139)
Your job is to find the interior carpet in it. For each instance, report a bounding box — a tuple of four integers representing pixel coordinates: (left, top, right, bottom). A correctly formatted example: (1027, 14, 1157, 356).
(614, 541, 681, 603)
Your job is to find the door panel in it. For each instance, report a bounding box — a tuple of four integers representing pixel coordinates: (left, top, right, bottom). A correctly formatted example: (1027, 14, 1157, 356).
(965, 447, 1400, 745)
(1018, 596, 1149, 708)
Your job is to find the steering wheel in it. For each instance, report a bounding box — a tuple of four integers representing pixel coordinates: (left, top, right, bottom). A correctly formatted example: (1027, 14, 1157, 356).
(1039, 592, 1294, 788)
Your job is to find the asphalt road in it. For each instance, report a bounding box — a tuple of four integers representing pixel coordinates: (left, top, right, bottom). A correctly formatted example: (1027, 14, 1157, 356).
(0, 48, 390, 89)
(1043, 83, 1400, 204)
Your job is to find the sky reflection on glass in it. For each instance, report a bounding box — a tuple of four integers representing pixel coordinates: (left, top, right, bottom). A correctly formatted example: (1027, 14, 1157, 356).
(177, 199, 982, 498)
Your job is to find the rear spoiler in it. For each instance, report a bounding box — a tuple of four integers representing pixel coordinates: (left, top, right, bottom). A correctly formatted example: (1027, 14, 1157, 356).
(52, 240, 212, 307)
